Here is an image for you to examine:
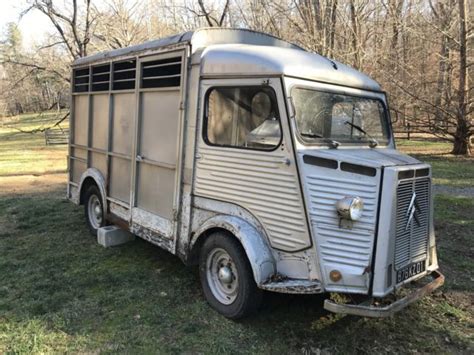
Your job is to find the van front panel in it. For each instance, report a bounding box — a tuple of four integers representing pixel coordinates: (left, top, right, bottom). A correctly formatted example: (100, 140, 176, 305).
(285, 77, 435, 295)
(299, 159, 381, 293)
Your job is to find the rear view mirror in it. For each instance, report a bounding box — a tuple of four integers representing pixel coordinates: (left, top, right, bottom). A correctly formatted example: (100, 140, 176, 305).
(391, 109, 399, 124)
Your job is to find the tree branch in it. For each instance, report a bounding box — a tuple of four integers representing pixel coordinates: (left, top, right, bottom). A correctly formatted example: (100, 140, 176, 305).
(1, 58, 70, 83)
(6, 111, 69, 134)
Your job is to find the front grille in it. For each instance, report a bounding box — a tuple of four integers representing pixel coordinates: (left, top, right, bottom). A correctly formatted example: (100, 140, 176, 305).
(394, 173, 431, 270)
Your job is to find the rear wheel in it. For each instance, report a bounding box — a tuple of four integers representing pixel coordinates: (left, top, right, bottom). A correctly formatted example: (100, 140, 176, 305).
(84, 185, 105, 236)
(199, 232, 262, 319)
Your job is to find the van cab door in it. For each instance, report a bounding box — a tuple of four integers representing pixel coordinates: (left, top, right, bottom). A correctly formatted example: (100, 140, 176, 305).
(194, 78, 311, 252)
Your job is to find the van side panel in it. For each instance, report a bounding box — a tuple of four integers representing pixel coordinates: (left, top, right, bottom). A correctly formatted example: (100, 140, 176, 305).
(69, 45, 189, 254)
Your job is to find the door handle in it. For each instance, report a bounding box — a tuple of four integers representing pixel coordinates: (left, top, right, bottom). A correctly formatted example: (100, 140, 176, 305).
(280, 158, 291, 166)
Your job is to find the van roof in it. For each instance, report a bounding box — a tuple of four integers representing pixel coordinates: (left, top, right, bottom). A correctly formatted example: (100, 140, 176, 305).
(200, 44, 381, 91)
(73, 28, 381, 92)
(73, 28, 300, 66)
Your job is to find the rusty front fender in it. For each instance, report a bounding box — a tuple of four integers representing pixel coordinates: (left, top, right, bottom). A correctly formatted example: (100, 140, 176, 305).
(191, 215, 276, 285)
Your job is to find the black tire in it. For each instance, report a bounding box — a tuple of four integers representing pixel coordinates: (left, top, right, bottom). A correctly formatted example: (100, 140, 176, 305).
(199, 232, 263, 319)
(84, 184, 105, 236)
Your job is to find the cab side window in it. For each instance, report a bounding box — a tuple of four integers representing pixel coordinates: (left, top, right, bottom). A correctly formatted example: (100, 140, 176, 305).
(205, 87, 282, 150)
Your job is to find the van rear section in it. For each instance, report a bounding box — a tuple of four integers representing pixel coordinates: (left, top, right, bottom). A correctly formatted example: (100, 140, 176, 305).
(67, 28, 443, 319)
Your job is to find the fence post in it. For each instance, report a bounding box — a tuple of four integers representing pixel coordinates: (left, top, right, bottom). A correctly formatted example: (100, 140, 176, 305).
(407, 123, 411, 140)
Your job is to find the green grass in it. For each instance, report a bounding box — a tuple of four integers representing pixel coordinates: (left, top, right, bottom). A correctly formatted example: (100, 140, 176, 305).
(0, 118, 472, 353)
(423, 157, 474, 188)
(0, 185, 472, 353)
(397, 139, 474, 188)
(396, 139, 452, 152)
(0, 112, 68, 176)
(433, 195, 474, 291)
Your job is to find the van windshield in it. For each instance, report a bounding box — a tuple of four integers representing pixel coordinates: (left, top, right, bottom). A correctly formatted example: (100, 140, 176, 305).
(291, 88, 390, 146)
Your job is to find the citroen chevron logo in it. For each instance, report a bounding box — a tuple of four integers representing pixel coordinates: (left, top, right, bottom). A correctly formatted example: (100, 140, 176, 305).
(406, 192, 421, 230)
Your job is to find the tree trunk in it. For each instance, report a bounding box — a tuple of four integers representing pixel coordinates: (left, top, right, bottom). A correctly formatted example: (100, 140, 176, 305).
(328, 0, 338, 57)
(452, 0, 471, 155)
(434, 33, 449, 127)
(349, 0, 360, 69)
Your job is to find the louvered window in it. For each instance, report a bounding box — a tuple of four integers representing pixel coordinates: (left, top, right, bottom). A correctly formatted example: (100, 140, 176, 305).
(113, 60, 136, 90)
(141, 57, 181, 88)
(91, 64, 110, 92)
(73, 68, 89, 93)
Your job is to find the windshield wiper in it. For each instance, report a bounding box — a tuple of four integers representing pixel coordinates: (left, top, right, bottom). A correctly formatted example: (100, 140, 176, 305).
(300, 132, 340, 148)
(344, 121, 378, 148)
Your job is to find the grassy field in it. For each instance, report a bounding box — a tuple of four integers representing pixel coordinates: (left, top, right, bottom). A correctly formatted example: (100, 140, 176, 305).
(397, 139, 474, 188)
(0, 112, 68, 176)
(0, 117, 472, 353)
(0, 177, 472, 353)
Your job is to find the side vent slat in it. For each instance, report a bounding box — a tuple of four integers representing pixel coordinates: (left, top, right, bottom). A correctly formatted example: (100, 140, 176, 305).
(113, 60, 136, 90)
(91, 64, 110, 92)
(141, 57, 182, 88)
(73, 67, 90, 93)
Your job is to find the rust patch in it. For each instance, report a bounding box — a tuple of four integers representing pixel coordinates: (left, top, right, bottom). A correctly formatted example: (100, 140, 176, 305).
(131, 223, 173, 252)
(106, 213, 129, 231)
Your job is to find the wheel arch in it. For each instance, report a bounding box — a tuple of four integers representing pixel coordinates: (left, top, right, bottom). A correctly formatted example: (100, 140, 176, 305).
(78, 168, 108, 212)
(190, 215, 276, 285)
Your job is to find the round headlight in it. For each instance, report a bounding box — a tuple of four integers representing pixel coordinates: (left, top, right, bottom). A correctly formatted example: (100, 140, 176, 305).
(336, 197, 364, 221)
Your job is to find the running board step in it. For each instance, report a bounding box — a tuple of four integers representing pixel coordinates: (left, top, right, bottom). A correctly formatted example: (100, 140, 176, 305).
(260, 279, 323, 294)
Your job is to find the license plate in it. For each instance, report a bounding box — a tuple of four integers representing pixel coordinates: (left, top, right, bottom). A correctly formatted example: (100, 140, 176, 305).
(396, 261, 426, 283)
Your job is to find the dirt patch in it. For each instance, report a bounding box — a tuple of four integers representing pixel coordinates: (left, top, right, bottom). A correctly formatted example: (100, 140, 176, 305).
(0, 173, 67, 196)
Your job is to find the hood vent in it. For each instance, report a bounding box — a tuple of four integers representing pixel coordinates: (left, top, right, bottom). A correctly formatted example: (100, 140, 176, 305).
(303, 155, 337, 169)
(303, 155, 377, 177)
(340, 162, 376, 177)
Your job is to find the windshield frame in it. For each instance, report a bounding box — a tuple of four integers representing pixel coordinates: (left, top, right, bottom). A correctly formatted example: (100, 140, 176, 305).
(288, 80, 393, 148)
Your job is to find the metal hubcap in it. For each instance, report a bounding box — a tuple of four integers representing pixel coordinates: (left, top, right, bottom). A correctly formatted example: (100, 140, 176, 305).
(88, 195, 103, 229)
(206, 248, 238, 305)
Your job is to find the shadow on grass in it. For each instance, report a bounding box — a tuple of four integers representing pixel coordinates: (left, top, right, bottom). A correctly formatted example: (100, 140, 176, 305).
(0, 187, 472, 353)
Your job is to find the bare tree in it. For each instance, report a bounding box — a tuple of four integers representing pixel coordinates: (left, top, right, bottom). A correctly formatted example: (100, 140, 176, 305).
(429, 0, 456, 128)
(349, 0, 360, 69)
(94, 0, 149, 49)
(195, 0, 230, 27)
(452, 0, 472, 155)
(24, 0, 95, 60)
(0, 0, 471, 154)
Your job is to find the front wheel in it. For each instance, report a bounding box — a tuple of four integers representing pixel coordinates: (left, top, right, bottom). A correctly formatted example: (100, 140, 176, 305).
(199, 232, 262, 319)
(84, 185, 105, 236)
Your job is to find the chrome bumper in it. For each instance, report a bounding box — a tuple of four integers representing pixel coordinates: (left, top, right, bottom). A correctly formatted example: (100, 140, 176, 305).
(324, 270, 444, 318)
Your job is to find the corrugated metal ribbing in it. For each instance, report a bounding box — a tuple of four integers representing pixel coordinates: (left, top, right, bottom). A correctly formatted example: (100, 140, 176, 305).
(195, 146, 310, 251)
(307, 175, 378, 269)
(395, 182, 412, 267)
(395, 176, 430, 269)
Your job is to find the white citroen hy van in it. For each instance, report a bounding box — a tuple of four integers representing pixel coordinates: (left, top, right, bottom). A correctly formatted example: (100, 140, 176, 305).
(67, 28, 444, 319)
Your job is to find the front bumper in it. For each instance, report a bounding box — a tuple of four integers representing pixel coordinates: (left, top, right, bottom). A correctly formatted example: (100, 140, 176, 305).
(324, 270, 444, 317)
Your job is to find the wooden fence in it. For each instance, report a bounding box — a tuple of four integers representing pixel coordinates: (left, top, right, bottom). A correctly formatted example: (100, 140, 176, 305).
(44, 128, 69, 145)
